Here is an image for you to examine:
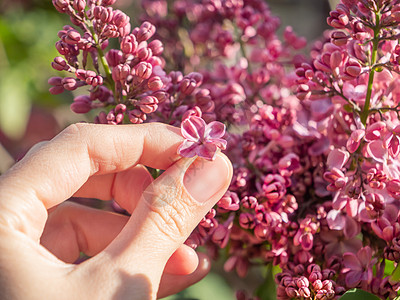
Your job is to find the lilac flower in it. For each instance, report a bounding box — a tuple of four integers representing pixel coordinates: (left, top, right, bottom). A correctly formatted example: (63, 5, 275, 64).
(342, 246, 377, 289)
(177, 116, 227, 161)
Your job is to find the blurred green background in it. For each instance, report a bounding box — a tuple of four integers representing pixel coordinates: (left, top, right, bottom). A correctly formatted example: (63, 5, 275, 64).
(0, 0, 332, 298)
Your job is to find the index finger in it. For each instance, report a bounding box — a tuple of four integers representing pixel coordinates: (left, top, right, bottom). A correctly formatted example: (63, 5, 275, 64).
(0, 123, 183, 240)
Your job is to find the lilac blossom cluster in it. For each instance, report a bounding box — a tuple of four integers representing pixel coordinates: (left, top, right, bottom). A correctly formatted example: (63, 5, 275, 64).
(49, 0, 212, 126)
(51, 0, 400, 299)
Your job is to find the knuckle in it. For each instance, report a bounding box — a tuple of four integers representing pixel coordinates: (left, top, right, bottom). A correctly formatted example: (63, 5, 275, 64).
(144, 183, 195, 241)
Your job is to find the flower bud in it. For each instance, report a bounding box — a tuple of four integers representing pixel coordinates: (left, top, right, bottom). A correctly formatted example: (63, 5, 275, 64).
(238, 213, 255, 229)
(254, 223, 268, 240)
(73, 0, 86, 11)
(120, 34, 138, 54)
(102, 0, 116, 5)
(133, 62, 153, 79)
(147, 76, 163, 90)
(139, 96, 158, 114)
(136, 21, 156, 42)
(112, 64, 130, 82)
(71, 95, 92, 113)
(103, 24, 119, 38)
(128, 109, 147, 124)
(331, 31, 349, 46)
(53, 0, 69, 13)
(138, 47, 152, 61)
(62, 77, 79, 90)
(48, 76, 64, 94)
(148, 39, 164, 56)
(152, 91, 168, 103)
(64, 29, 81, 45)
(51, 56, 68, 71)
(106, 49, 123, 67)
(179, 78, 197, 95)
(112, 10, 130, 28)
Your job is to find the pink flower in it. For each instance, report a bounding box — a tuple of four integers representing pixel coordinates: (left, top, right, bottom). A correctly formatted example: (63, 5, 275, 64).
(177, 115, 227, 161)
(342, 246, 376, 289)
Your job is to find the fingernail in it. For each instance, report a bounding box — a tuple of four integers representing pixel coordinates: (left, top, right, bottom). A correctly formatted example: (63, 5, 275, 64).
(183, 154, 231, 203)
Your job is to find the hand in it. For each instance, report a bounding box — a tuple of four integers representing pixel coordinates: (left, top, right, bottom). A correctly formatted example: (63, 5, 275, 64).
(0, 123, 232, 300)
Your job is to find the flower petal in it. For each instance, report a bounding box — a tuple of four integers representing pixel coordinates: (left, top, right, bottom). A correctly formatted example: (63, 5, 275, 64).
(206, 121, 226, 139)
(210, 138, 227, 150)
(327, 148, 350, 169)
(365, 140, 387, 163)
(326, 209, 345, 230)
(181, 116, 206, 142)
(177, 140, 199, 158)
(343, 253, 362, 271)
(197, 142, 218, 161)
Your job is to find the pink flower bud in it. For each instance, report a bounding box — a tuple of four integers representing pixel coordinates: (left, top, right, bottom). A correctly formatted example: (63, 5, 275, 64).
(241, 196, 258, 209)
(102, 0, 116, 5)
(120, 34, 138, 54)
(112, 10, 130, 28)
(147, 76, 163, 91)
(238, 213, 255, 229)
(136, 21, 156, 42)
(152, 91, 168, 103)
(128, 109, 147, 124)
(254, 223, 268, 240)
(179, 78, 197, 95)
(64, 29, 81, 45)
(211, 224, 230, 248)
(62, 77, 78, 90)
(112, 64, 130, 81)
(71, 95, 92, 113)
(73, 0, 86, 11)
(48, 76, 64, 94)
(118, 22, 131, 37)
(139, 96, 158, 114)
(52, 0, 69, 13)
(93, 6, 113, 23)
(95, 111, 108, 124)
(51, 56, 68, 71)
(331, 30, 350, 46)
(217, 191, 240, 211)
(138, 47, 152, 61)
(296, 276, 309, 288)
(105, 49, 123, 67)
(103, 24, 119, 38)
(285, 287, 298, 298)
(148, 39, 164, 56)
(133, 62, 152, 79)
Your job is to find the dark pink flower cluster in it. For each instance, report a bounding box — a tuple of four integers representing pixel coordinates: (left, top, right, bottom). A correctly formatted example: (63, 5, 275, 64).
(52, 0, 400, 299)
(50, 0, 213, 126)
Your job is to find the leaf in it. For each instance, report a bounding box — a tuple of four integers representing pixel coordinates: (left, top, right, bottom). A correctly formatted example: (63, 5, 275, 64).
(391, 262, 400, 284)
(338, 289, 380, 300)
(255, 264, 277, 300)
(384, 259, 395, 277)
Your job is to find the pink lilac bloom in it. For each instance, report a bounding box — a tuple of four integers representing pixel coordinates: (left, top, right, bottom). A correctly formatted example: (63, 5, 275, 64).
(177, 115, 227, 161)
(55, 0, 400, 298)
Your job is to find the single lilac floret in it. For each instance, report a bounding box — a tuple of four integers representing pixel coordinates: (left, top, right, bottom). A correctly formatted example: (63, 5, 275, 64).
(178, 116, 227, 161)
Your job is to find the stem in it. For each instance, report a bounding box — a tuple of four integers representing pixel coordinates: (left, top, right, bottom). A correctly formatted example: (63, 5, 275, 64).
(360, 13, 380, 125)
(88, 25, 114, 92)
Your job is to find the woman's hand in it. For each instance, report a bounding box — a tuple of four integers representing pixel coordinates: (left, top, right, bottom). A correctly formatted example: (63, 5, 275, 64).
(0, 123, 232, 299)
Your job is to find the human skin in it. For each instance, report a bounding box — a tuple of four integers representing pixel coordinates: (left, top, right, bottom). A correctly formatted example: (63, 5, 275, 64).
(0, 123, 233, 299)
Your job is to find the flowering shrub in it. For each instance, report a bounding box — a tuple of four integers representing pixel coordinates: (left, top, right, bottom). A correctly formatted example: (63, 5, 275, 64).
(50, 0, 400, 299)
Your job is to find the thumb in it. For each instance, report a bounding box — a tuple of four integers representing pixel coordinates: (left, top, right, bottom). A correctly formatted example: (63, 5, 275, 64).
(96, 153, 232, 280)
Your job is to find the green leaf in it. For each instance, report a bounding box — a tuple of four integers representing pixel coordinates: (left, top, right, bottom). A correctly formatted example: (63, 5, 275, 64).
(338, 289, 380, 300)
(384, 259, 395, 277)
(255, 264, 277, 300)
(391, 263, 400, 284)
